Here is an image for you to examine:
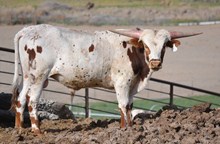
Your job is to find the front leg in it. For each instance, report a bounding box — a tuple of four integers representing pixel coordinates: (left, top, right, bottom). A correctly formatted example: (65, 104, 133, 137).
(126, 103, 133, 126)
(114, 83, 133, 128)
(119, 103, 133, 128)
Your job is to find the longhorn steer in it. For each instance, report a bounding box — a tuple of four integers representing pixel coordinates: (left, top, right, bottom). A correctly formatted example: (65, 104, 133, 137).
(11, 24, 201, 134)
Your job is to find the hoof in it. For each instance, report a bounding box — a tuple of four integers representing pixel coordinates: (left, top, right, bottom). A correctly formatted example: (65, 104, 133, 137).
(32, 128, 42, 135)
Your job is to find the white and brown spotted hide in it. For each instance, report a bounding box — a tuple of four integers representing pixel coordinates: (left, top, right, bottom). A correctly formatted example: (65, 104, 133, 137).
(12, 24, 201, 133)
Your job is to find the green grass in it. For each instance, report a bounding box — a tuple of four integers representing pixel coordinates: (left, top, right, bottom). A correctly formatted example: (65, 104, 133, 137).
(70, 95, 220, 118)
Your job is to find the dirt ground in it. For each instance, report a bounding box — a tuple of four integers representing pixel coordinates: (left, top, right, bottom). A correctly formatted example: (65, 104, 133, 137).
(0, 103, 219, 144)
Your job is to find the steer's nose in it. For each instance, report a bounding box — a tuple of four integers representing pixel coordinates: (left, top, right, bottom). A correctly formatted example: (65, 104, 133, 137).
(149, 59, 162, 70)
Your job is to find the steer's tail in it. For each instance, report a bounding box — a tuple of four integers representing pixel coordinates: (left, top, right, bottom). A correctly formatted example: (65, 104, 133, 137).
(11, 33, 22, 111)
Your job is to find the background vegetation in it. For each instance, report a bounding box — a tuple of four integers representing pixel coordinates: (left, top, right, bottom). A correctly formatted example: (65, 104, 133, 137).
(1, 0, 220, 8)
(1, 0, 220, 25)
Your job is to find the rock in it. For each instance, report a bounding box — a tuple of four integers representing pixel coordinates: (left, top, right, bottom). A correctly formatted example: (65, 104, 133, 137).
(38, 111, 59, 120)
(38, 98, 75, 120)
(0, 93, 75, 123)
(86, 2, 95, 10)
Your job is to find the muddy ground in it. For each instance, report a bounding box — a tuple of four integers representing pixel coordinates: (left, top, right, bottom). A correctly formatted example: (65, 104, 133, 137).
(0, 103, 219, 144)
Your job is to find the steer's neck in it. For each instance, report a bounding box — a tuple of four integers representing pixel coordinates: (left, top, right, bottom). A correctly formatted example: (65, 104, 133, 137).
(137, 70, 154, 92)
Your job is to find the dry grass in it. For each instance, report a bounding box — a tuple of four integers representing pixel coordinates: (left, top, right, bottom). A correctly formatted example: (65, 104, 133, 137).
(0, 0, 220, 25)
(0, 0, 220, 8)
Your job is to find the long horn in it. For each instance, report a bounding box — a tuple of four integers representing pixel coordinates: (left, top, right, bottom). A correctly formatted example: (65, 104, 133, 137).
(109, 28, 143, 38)
(169, 31, 203, 39)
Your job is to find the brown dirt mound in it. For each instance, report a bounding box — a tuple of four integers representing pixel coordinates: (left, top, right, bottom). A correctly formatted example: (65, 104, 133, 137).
(0, 103, 219, 143)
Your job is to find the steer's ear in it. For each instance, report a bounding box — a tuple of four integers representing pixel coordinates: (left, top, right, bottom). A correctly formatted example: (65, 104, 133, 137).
(166, 39, 181, 52)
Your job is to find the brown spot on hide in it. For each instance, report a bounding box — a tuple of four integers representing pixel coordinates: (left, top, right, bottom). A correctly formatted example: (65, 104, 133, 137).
(89, 44, 94, 52)
(30, 116, 40, 129)
(15, 112, 20, 126)
(127, 47, 141, 75)
(26, 95, 30, 103)
(122, 41, 127, 48)
(16, 101, 21, 108)
(27, 49, 36, 61)
(127, 110, 132, 126)
(120, 109, 126, 128)
(129, 38, 144, 48)
(28, 106, 33, 112)
(24, 74, 28, 79)
(145, 46, 151, 62)
(139, 47, 144, 53)
(11, 87, 19, 112)
(36, 46, 42, 53)
(30, 74, 36, 83)
(126, 103, 133, 110)
(31, 117, 40, 127)
(15, 112, 23, 128)
(127, 46, 150, 81)
(24, 45, 27, 51)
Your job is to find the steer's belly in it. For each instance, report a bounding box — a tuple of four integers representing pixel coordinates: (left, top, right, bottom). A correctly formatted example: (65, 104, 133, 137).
(50, 73, 114, 90)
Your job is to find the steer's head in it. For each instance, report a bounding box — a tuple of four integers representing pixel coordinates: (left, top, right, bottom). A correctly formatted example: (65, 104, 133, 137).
(110, 28, 202, 71)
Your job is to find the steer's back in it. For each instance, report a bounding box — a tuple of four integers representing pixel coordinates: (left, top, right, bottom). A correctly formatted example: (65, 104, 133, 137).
(16, 24, 129, 90)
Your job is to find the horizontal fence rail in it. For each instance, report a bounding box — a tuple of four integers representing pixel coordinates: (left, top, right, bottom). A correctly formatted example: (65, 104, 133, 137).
(1, 46, 220, 118)
(0, 47, 14, 53)
(150, 78, 220, 97)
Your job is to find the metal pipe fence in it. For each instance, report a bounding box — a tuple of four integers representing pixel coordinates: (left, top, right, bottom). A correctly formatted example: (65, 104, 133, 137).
(1, 46, 220, 118)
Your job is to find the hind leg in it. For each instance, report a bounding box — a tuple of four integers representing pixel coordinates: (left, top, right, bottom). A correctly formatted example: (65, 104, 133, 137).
(26, 77, 48, 134)
(27, 78, 49, 133)
(15, 79, 30, 128)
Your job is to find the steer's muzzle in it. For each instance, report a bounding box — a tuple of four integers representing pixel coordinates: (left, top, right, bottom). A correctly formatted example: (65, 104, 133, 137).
(149, 59, 162, 71)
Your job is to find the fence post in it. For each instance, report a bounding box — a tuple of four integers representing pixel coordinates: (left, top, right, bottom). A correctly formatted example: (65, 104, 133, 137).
(85, 88, 89, 118)
(169, 84, 174, 106)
